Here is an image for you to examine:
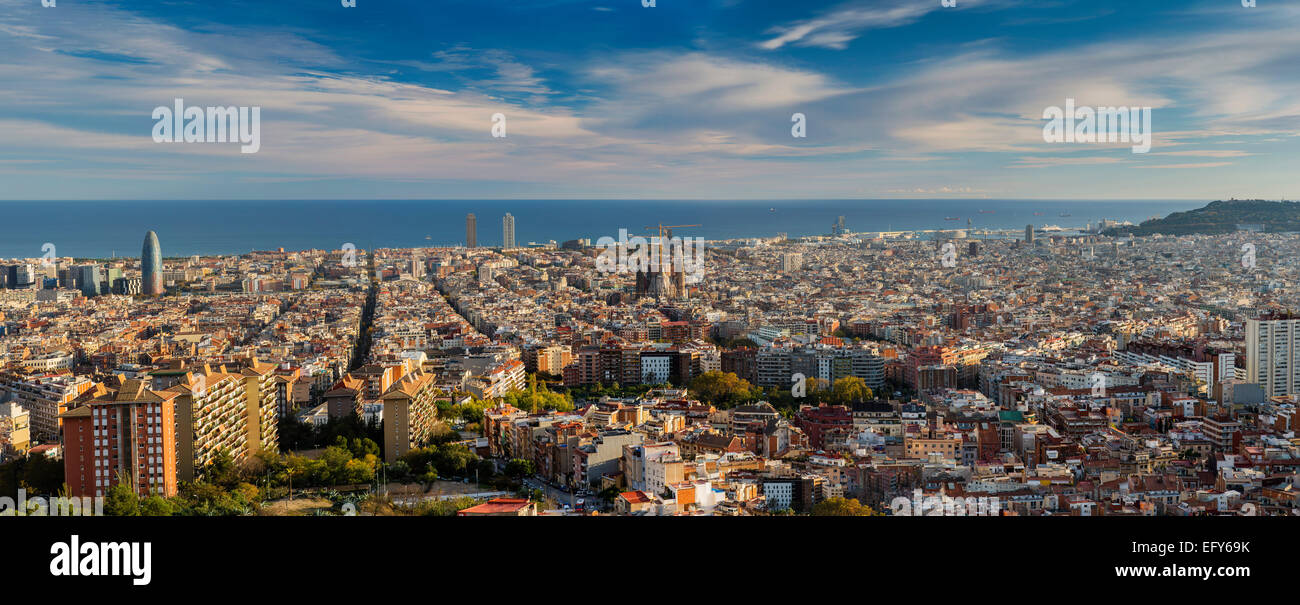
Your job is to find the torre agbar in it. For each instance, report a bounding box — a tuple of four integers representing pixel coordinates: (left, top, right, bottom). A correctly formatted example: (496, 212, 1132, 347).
(142, 230, 163, 296)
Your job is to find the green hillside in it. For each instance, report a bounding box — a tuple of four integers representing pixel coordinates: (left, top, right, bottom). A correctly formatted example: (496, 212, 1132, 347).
(1104, 200, 1300, 236)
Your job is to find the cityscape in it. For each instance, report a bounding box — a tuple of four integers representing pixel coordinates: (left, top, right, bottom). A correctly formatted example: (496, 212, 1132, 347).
(1, 202, 1297, 518)
(4, 1, 1298, 593)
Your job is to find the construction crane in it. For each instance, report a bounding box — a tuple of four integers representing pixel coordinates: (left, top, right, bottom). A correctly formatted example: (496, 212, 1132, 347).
(644, 223, 701, 270)
(644, 223, 701, 240)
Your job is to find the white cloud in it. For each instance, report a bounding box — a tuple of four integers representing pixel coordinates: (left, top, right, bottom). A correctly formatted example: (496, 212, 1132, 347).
(760, 0, 1009, 50)
(760, 2, 937, 50)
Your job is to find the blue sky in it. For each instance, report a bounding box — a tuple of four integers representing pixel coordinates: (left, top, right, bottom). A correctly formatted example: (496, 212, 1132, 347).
(1, 0, 1296, 200)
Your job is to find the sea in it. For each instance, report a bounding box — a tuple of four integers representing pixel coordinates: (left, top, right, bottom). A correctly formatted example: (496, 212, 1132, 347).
(0, 199, 1205, 259)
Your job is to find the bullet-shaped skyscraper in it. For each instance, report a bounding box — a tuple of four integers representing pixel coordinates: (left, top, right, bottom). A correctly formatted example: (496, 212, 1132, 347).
(142, 230, 163, 296)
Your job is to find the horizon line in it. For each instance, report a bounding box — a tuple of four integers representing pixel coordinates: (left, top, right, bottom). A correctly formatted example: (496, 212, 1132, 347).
(0, 197, 1214, 203)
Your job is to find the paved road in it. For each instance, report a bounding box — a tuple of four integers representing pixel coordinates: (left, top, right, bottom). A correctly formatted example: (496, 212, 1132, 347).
(524, 478, 587, 510)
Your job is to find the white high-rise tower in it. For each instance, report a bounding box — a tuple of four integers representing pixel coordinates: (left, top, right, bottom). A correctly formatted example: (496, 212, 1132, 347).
(503, 213, 516, 249)
(1246, 314, 1300, 397)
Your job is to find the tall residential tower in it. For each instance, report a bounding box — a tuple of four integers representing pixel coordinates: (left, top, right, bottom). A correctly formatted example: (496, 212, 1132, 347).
(1246, 314, 1300, 397)
(503, 213, 516, 249)
(466, 214, 477, 248)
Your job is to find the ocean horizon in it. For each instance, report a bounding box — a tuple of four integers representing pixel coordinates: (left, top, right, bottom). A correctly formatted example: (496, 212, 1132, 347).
(0, 199, 1206, 259)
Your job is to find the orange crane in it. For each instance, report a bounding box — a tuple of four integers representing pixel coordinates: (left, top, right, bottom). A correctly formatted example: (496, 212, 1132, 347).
(644, 223, 701, 270)
(645, 223, 701, 239)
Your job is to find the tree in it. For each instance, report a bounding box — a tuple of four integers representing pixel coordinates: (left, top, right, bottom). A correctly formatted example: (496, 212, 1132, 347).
(504, 458, 536, 479)
(688, 371, 755, 408)
(420, 469, 439, 485)
(319, 446, 355, 484)
(419, 495, 479, 516)
(806, 376, 824, 397)
(475, 459, 496, 482)
(205, 449, 239, 488)
(341, 457, 377, 484)
(388, 460, 412, 481)
(0, 454, 64, 497)
(812, 497, 878, 516)
(831, 376, 872, 404)
(103, 482, 141, 516)
(503, 379, 575, 414)
(433, 444, 478, 478)
(597, 485, 622, 507)
(139, 495, 178, 516)
(347, 437, 380, 459)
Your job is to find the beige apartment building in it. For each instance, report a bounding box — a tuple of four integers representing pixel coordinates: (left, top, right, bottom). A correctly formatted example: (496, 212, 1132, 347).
(169, 367, 248, 482)
(237, 358, 280, 454)
(152, 358, 280, 481)
(0, 401, 31, 457)
(1, 373, 94, 443)
(381, 371, 444, 463)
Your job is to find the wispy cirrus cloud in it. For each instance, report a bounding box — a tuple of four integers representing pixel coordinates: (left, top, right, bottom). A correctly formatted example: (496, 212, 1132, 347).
(759, 0, 1009, 50)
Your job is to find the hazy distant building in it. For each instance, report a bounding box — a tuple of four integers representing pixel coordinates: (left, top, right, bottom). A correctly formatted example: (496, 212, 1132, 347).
(782, 253, 803, 273)
(113, 277, 142, 296)
(142, 230, 163, 296)
(466, 214, 477, 248)
(2, 264, 36, 290)
(503, 213, 516, 249)
(1246, 315, 1300, 398)
(74, 264, 102, 297)
(1025, 224, 1035, 244)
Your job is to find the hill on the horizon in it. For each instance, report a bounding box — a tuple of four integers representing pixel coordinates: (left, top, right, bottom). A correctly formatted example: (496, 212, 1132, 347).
(1104, 199, 1300, 236)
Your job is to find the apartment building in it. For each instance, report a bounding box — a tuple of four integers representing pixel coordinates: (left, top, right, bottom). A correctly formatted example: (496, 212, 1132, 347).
(904, 435, 963, 460)
(523, 344, 572, 375)
(573, 429, 643, 486)
(237, 358, 279, 455)
(1, 373, 94, 443)
(483, 403, 528, 458)
(61, 380, 179, 498)
(381, 371, 443, 462)
(1202, 416, 1242, 450)
(1246, 315, 1300, 398)
(755, 346, 885, 389)
(793, 404, 854, 450)
(18, 352, 76, 372)
(760, 475, 821, 513)
(0, 401, 31, 458)
(323, 374, 365, 419)
(623, 441, 682, 494)
(169, 367, 247, 482)
(467, 358, 525, 399)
